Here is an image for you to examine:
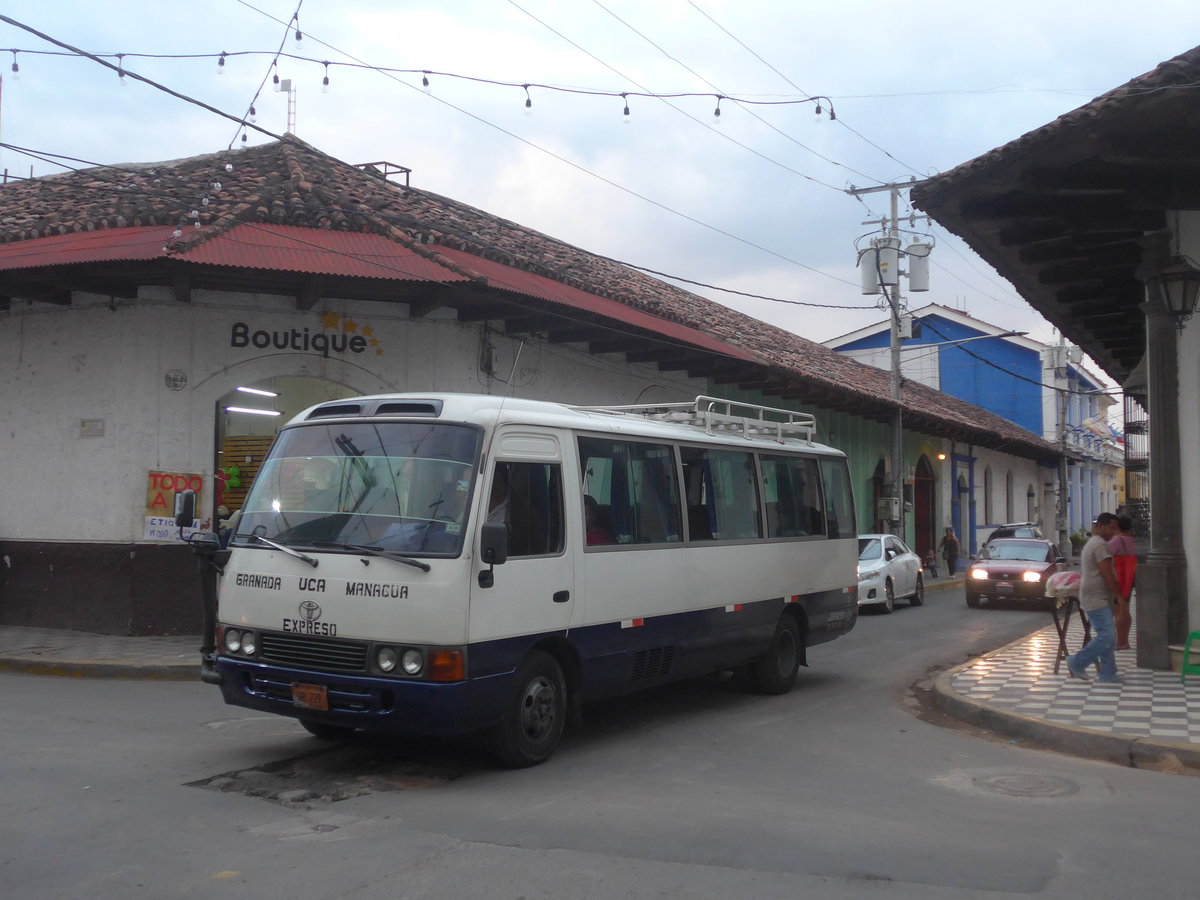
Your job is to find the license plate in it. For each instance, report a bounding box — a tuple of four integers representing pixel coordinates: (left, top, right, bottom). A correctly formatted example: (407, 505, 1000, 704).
(291, 683, 328, 711)
(996, 582, 1013, 591)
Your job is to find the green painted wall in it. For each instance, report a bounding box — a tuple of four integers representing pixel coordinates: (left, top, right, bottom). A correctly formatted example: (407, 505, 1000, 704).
(708, 385, 946, 546)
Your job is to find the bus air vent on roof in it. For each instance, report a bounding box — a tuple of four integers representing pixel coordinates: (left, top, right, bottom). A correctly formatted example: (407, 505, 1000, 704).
(374, 400, 443, 417)
(306, 403, 364, 420)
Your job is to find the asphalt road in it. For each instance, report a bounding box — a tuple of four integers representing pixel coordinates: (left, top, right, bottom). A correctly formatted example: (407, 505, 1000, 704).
(2, 587, 1194, 899)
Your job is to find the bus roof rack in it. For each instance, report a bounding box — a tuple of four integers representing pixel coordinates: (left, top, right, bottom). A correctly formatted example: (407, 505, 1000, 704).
(572, 396, 817, 443)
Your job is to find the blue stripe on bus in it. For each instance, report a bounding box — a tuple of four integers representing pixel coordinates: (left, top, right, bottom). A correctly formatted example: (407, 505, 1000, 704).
(215, 586, 855, 738)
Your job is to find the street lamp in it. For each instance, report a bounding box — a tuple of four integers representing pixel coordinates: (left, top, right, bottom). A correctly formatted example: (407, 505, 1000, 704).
(1150, 256, 1200, 333)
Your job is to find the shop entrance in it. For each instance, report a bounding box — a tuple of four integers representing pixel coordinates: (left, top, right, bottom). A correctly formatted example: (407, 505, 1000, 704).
(913, 455, 935, 564)
(214, 376, 360, 522)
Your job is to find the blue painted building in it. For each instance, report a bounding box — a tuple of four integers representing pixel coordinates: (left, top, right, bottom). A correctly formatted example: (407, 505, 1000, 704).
(825, 304, 1121, 552)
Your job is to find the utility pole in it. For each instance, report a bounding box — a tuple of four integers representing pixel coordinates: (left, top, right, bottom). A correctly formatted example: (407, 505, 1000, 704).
(846, 179, 931, 541)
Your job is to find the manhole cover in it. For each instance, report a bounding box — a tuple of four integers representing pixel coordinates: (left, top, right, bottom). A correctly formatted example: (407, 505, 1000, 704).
(972, 773, 1080, 798)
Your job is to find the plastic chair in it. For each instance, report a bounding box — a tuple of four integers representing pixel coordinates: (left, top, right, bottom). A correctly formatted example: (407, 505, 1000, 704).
(1181, 632, 1200, 684)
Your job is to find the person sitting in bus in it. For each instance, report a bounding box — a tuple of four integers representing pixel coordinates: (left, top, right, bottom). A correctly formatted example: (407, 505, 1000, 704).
(584, 494, 614, 545)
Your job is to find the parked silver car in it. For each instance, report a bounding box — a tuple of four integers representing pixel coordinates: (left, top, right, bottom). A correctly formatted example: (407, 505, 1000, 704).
(857, 534, 925, 613)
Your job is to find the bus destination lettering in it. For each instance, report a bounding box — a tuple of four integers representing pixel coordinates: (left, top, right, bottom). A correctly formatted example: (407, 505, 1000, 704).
(346, 582, 408, 599)
(235, 573, 282, 590)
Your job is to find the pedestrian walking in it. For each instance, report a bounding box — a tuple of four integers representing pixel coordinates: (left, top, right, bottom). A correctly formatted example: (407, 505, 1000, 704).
(1066, 512, 1123, 684)
(1109, 514, 1137, 650)
(938, 527, 960, 576)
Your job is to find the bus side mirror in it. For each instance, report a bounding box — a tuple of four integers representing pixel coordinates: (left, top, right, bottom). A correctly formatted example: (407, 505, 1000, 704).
(478, 522, 508, 589)
(480, 522, 508, 566)
(174, 490, 197, 528)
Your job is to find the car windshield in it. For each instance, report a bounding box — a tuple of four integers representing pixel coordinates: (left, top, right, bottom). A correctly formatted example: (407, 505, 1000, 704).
(981, 541, 1050, 562)
(232, 421, 481, 557)
(858, 538, 882, 560)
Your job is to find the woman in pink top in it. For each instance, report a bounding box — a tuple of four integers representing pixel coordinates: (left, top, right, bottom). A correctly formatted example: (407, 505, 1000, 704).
(1108, 515, 1137, 650)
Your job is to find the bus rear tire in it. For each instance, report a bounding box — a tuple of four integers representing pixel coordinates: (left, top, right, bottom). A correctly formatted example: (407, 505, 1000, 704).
(489, 650, 567, 768)
(749, 617, 801, 695)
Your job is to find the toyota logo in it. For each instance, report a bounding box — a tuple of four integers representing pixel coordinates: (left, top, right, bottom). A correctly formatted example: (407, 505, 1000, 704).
(298, 600, 322, 622)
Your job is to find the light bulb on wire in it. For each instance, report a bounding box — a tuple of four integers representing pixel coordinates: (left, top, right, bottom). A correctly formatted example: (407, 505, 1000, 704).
(9, 52, 18, 81)
(217, 52, 226, 76)
(523, 85, 532, 116)
(322, 62, 330, 94)
(421, 72, 431, 94)
(621, 93, 630, 125)
(712, 96, 723, 125)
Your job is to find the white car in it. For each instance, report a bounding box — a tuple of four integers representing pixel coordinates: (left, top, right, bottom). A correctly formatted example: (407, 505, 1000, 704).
(857, 534, 925, 613)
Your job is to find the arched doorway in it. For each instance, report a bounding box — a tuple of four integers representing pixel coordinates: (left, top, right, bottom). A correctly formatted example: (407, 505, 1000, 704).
(913, 455, 935, 564)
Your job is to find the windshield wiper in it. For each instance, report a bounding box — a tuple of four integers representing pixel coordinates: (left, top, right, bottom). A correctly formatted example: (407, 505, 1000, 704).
(250, 534, 319, 568)
(339, 543, 432, 572)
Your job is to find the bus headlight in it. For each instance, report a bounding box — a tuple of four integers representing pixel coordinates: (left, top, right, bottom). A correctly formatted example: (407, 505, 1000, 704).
(224, 629, 242, 653)
(376, 646, 399, 673)
(240, 631, 258, 656)
(401, 649, 424, 676)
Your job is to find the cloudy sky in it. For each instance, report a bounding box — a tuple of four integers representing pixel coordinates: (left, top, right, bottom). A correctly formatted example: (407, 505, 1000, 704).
(2, 0, 1197, 353)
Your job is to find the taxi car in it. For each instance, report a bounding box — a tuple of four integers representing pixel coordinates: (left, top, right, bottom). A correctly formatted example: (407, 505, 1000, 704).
(965, 537, 1066, 608)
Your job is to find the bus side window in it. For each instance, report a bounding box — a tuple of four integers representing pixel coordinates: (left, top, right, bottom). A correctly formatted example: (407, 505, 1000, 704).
(491, 462, 564, 557)
(578, 437, 681, 546)
(680, 447, 761, 541)
(819, 457, 857, 540)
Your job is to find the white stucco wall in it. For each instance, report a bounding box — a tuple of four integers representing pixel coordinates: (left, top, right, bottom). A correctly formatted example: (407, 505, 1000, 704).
(944, 445, 1045, 554)
(0, 289, 707, 544)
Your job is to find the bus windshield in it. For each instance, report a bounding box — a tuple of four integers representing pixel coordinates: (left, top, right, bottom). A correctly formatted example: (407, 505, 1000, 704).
(232, 421, 481, 556)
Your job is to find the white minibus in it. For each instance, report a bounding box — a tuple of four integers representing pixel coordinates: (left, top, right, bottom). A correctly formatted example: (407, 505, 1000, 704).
(192, 394, 858, 766)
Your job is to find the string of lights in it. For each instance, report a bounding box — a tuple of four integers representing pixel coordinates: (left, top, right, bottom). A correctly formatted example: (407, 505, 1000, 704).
(223, 0, 306, 151)
(585, 0, 888, 187)
(1, 44, 840, 114)
(504, 0, 849, 194)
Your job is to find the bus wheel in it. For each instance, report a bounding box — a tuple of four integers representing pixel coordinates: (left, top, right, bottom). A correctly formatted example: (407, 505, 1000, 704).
(750, 617, 801, 695)
(490, 650, 567, 768)
(299, 719, 356, 741)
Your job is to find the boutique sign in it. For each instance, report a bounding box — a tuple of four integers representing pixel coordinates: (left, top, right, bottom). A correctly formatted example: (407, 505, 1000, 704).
(230, 310, 384, 358)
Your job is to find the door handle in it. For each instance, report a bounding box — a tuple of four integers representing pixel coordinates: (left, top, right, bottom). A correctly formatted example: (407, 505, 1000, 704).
(553, 590, 570, 603)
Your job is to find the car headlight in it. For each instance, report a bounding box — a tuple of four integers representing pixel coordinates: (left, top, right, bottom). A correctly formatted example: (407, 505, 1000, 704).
(376, 646, 399, 673)
(401, 649, 424, 676)
(969, 568, 988, 581)
(224, 628, 242, 653)
(1022, 571, 1043, 582)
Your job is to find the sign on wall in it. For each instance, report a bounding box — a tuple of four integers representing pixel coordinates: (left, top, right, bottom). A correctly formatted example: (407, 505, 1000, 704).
(143, 470, 206, 541)
(229, 310, 385, 358)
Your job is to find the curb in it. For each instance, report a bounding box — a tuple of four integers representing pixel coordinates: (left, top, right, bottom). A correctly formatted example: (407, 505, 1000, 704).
(0, 658, 200, 681)
(932, 659, 1200, 775)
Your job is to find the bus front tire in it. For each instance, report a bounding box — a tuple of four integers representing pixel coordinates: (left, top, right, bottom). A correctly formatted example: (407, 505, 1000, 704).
(299, 719, 356, 741)
(489, 650, 567, 768)
(749, 617, 802, 695)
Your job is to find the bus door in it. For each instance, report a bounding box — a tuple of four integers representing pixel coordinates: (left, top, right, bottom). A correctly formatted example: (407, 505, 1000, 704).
(469, 429, 576, 653)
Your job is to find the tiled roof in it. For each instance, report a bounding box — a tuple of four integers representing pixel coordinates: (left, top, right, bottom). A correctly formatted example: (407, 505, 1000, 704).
(0, 136, 1058, 459)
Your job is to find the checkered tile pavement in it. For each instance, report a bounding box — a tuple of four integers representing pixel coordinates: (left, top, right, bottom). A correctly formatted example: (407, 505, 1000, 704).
(950, 616, 1200, 745)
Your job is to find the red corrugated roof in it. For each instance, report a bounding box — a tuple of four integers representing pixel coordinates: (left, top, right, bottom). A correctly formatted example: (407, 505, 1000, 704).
(0, 223, 468, 282)
(0, 226, 167, 271)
